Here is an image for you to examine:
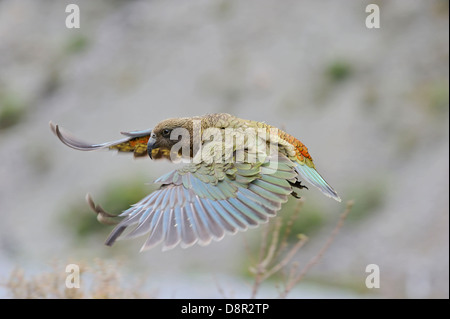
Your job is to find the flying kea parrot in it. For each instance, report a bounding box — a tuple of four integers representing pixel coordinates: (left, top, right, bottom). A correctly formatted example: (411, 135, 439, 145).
(50, 113, 340, 251)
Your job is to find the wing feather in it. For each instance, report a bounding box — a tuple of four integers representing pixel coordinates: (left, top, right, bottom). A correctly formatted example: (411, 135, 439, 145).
(49, 121, 151, 157)
(295, 163, 341, 202)
(100, 149, 318, 250)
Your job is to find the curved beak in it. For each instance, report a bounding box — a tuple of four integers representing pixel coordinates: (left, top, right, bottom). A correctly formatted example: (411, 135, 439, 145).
(147, 137, 157, 159)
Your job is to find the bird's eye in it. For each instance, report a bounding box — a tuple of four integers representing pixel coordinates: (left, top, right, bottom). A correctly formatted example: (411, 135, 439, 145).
(162, 128, 171, 137)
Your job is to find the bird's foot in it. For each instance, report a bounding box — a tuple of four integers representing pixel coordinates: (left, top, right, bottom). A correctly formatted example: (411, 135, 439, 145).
(291, 190, 302, 199)
(291, 180, 309, 190)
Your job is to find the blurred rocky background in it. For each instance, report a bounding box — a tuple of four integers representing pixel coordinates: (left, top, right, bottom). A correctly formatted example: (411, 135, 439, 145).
(0, 0, 448, 298)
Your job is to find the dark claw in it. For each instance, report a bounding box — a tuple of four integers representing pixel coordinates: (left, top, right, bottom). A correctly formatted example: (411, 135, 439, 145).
(290, 180, 309, 190)
(291, 191, 302, 199)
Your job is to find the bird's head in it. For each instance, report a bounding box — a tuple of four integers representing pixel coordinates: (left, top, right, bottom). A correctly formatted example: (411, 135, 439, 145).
(147, 117, 197, 160)
(147, 113, 237, 161)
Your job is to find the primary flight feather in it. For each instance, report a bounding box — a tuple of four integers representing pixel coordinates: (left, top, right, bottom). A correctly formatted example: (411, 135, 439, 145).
(50, 113, 340, 251)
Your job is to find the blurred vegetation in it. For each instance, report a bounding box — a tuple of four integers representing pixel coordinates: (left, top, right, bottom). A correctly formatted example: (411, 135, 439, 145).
(1, 259, 152, 299)
(214, 0, 234, 19)
(0, 90, 27, 130)
(433, 0, 450, 16)
(326, 60, 353, 83)
(39, 34, 90, 98)
(305, 273, 376, 296)
(25, 144, 53, 176)
(344, 180, 386, 222)
(279, 199, 324, 238)
(416, 79, 449, 119)
(362, 86, 380, 112)
(396, 127, 420, 159)
(60, 177, 152, 240)
(41, 68, 62, 98)
(0, 33, 91, 129)
(64, 34, 89, 55)
(314, 58, 354, 105)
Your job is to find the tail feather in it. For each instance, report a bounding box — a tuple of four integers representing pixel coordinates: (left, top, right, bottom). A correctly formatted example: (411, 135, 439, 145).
(295, 164, 341, 202)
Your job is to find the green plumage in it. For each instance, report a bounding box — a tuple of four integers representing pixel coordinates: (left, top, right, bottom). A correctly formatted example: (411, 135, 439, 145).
(50, 112, 340, 251)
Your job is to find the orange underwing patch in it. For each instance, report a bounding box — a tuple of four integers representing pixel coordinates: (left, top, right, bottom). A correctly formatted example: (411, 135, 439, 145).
(278, 131, 312, 160)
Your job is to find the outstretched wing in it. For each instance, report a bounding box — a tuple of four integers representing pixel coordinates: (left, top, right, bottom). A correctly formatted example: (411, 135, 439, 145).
(105, 153, 299, 251)
(49, 121, 151, 157)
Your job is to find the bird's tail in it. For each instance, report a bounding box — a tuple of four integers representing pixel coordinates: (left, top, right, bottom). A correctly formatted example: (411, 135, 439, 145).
(295, 164, 341, 202)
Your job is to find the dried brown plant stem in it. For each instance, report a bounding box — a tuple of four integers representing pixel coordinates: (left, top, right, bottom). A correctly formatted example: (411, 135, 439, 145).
(279, 200, 354, 298)
(250, 220, 277, 299)
(250, 200, 305, 298)
(275, 200, 304, 259)
(262, 234, 308, 282)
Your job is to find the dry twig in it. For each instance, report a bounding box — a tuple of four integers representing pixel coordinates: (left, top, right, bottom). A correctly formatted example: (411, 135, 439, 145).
(248, 200, 354, 299)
